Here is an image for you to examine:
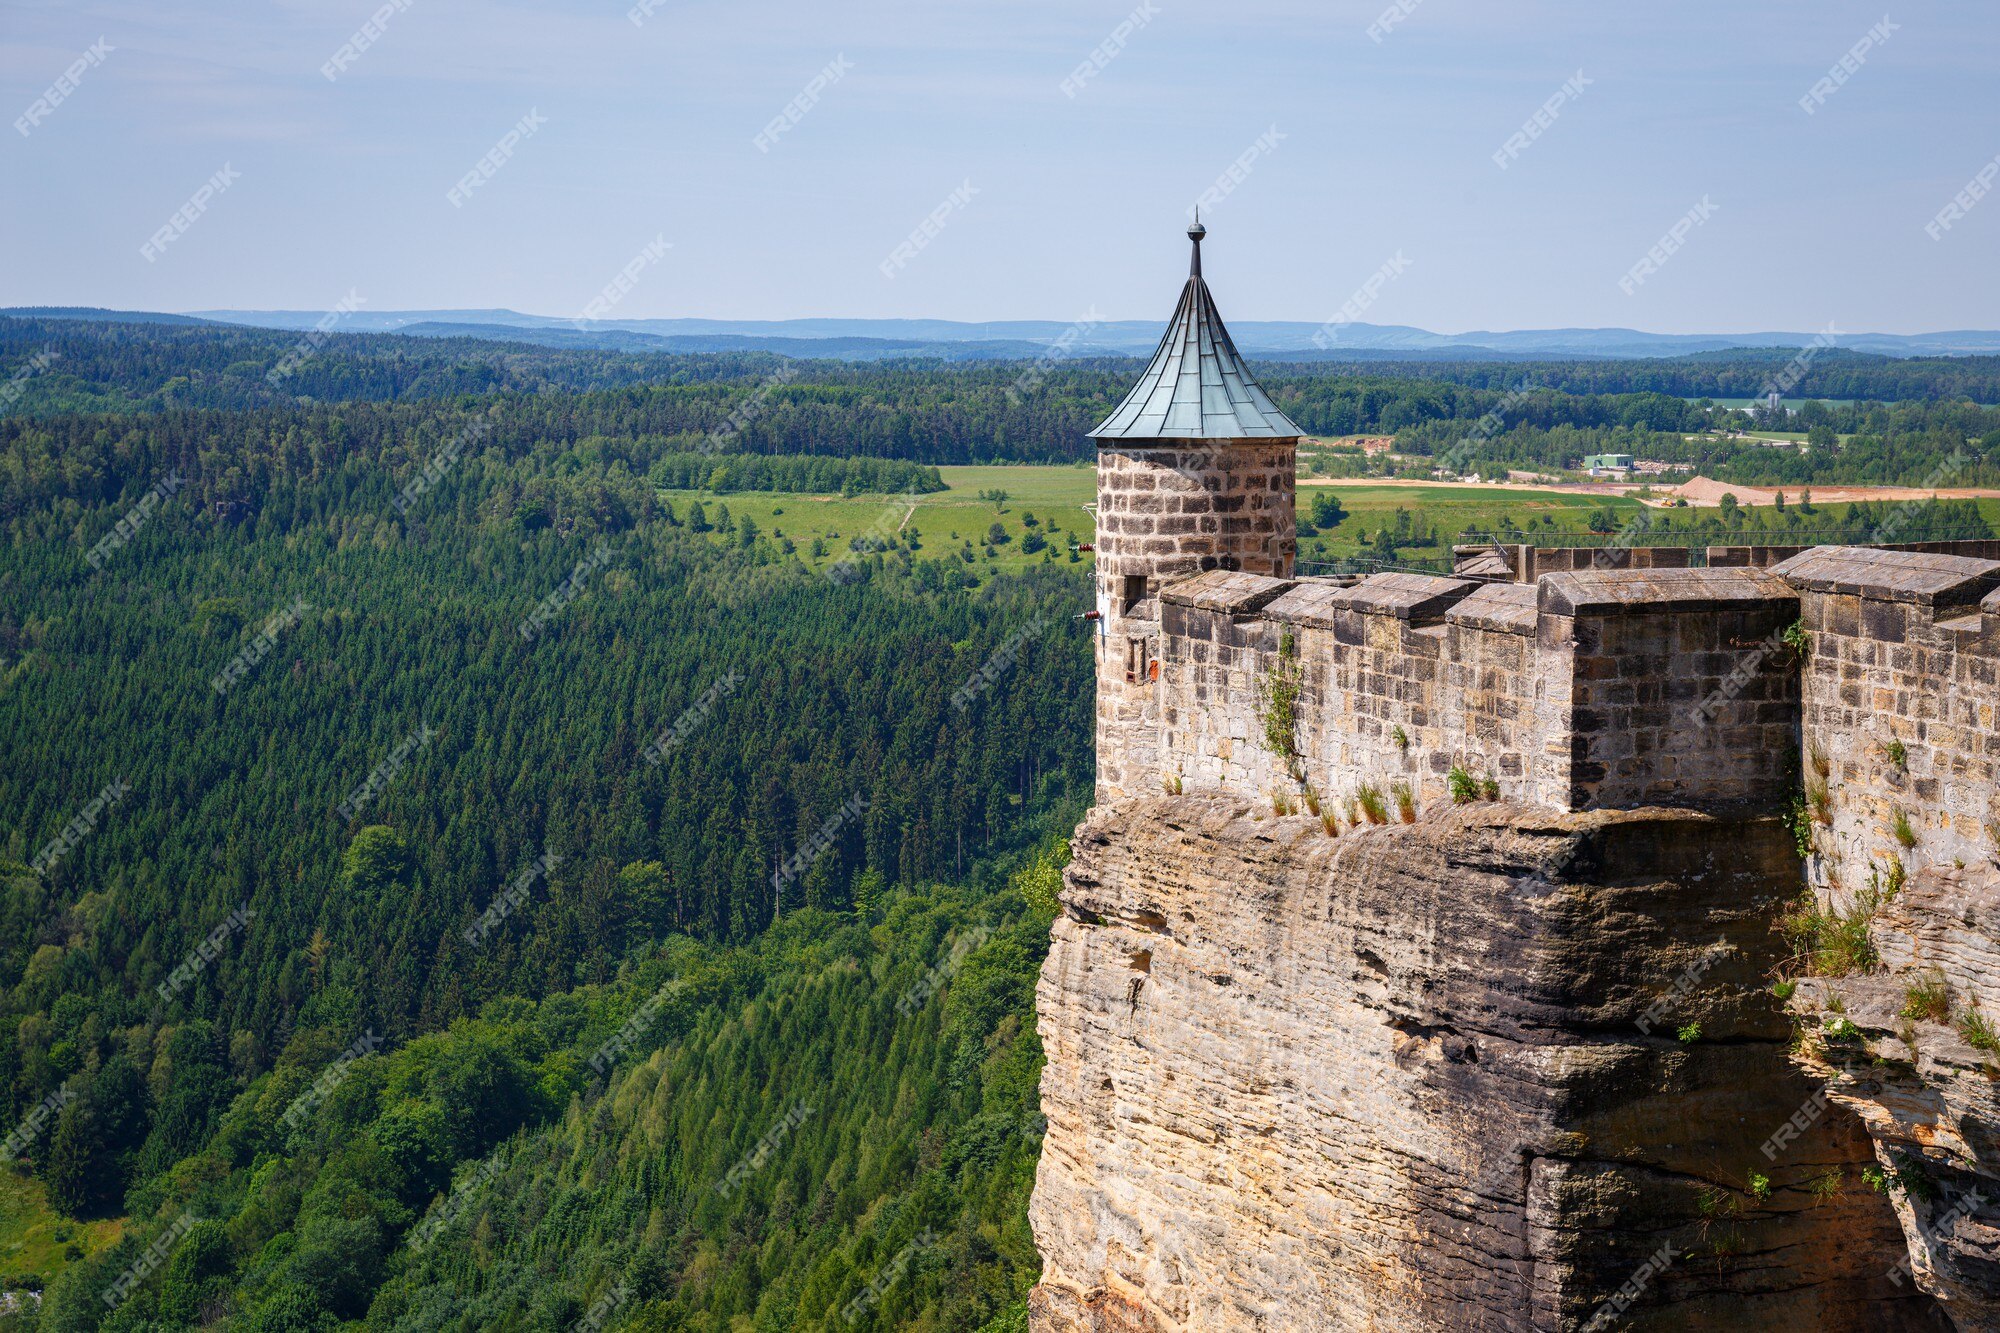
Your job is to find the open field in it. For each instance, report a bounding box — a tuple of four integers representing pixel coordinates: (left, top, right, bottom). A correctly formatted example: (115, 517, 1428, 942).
(664, 467, 1644, 574)
(0, 1169, 124, 1292)
(659, 462, 1097, 577)
(662, 465, 2000, 575)
(932, 463, 1097, 509)
(1677, 484, 2000, 508)
(1301, 475, 1634, 500)
(1299, 482, 1644, 563)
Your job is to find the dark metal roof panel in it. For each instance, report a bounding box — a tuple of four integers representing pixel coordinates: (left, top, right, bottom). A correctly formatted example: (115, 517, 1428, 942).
(1089, 230, 1304, 442)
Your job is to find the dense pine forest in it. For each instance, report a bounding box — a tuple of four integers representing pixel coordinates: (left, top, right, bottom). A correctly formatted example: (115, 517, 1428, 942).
(4, 314, 2000, 1329)
(0, 317, 1090, 1329)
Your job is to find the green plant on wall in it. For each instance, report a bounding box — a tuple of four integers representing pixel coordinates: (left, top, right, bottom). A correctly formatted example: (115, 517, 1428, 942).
(1900, 971, 1950, 1023)
(1780, 884, 1881, 978)
(1258, 627, 1303, 763)
(1782, 790, 1815, 860)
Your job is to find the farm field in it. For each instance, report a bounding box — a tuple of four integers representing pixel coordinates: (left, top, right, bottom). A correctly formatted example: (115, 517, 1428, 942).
(662, 465, 1653, 575)
(662, 464, 2000, 576)
(1297, 480, 1646, 564)
(658, 462, 1098, 577)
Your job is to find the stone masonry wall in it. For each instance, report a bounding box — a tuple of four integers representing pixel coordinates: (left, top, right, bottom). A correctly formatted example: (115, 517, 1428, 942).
(1155, 573, 1561, 810)
(1778, 546, 2000, 900)
(1092, 440, 1295, 803)
(1141, 566, 1801, 816)
(1553, 569, 1800, 810)
(1092, 441, 1296, 596)
(1771, 545, 2000, 1321)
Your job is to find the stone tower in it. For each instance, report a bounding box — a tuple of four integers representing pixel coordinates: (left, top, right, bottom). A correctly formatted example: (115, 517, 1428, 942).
(1088, 222, 1302, 801)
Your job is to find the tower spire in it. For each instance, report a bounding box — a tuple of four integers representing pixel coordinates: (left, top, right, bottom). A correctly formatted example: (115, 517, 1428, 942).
(1087, 220, 1300, 441)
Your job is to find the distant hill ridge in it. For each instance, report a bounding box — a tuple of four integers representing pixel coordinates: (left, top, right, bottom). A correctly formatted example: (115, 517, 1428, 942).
(9, 305, 2000, 360)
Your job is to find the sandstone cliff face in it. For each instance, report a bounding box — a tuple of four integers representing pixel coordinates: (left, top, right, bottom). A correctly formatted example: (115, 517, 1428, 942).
(1788, 860, 2000, 1328)
(1029, 797, 1933, 1331)
(1775, 544, 2000, 1326)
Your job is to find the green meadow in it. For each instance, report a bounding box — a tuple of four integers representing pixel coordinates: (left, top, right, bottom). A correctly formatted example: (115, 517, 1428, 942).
(661, 466, 1649, 576)
(0, 1168, 124, 1293)
(659, 463, 1100, 577)
(663, 464, 1995, 577)
(1297, 481, 1646, 563)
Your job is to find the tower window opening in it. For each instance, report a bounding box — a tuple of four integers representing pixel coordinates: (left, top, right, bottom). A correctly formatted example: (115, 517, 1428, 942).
(1125, 636, 1152, 685)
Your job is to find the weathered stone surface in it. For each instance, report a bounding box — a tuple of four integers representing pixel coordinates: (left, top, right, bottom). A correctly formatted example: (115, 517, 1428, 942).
(1030, 796, 1934, 1331)
(1144, 570, 1798, 817)
(1092, 441, 1297, 803)
(1787, 859, 2000, 1328)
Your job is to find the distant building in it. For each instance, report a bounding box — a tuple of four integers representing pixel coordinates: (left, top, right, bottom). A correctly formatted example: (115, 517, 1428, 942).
(1583, 452, 1635, 475)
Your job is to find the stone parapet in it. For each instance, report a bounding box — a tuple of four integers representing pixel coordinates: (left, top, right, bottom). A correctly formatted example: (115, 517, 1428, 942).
(1772, 545, 2000, 903)
(1134, 566, 1801, 816)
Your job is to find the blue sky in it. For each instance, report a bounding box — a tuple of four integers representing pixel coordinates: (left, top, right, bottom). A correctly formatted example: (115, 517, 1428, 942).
(3, 0, 1996, 332)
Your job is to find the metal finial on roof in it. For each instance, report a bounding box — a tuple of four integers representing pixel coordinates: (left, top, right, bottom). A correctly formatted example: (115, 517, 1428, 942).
(1087, 222, 1303, 442)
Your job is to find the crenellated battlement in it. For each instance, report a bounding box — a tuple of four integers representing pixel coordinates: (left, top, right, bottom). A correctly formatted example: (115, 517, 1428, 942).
(1120, 564, 1803, 815)
(1040, 223, 1980, 1330)
(1774, 546, 2000, 901)
(1098, 545, 2000, 855)
(1076, 216, 2000, 883)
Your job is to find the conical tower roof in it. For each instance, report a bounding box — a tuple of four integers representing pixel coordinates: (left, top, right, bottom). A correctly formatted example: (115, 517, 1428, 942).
(1089, 222, 1302, 441)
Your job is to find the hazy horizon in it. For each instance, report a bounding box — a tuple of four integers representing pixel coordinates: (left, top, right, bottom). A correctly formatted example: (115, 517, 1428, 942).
(6, 0, 1997, 333)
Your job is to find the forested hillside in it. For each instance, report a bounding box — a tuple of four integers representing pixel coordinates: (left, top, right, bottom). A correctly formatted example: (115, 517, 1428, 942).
(8, 318, 1999, 490)
(6, 315, 2000, 1328)
(0, 334, 1090, 1328)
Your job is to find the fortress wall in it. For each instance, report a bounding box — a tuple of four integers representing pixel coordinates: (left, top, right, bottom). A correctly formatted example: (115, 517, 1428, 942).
(1152, 573, 1553, 812)
(1094, 614, 1163, 805)
(1519, 545, 1691, 579)
(1458, 538, 2000, 580)
(1777, 546, 2000, 902)
(1546, 569, 1800, 811)
(1708, 541, 2000, 570)
(1152, 580, 1289, 801)
(1145, 567, 1799, 816)
(1304, 577, 1560, 810)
